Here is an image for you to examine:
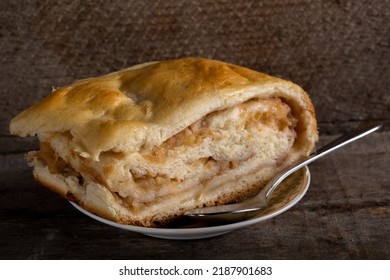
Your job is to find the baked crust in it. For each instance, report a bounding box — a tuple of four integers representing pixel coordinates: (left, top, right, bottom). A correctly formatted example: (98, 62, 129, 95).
(10, 58, 318, 227)
(10, 58, 317, 159)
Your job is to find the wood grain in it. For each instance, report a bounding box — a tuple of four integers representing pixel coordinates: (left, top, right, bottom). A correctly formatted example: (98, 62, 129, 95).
(1, 133, 388, 259)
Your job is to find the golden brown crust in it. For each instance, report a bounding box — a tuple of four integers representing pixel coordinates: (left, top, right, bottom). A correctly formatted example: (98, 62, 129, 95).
(10, 58, 317, 160)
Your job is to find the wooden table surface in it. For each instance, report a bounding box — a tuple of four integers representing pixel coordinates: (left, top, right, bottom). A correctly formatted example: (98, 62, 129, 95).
(1, 132, 389, 259)
(1, 0, 389, 260)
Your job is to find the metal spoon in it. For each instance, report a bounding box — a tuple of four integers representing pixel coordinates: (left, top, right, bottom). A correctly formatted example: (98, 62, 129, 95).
(184, 122, 382, 222)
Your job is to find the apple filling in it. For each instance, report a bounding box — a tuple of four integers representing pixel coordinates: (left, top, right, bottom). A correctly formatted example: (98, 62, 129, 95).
(34, 97, 298, 212)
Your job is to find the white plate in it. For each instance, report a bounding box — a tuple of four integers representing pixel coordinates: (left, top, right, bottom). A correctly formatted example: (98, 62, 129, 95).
(70, 166, 310, 240)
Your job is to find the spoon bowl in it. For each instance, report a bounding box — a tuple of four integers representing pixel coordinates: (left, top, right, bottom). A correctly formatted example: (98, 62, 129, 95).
(184, 122, 382, 222)
(182, 166, 311, 224)
(70, 164, 310, 239)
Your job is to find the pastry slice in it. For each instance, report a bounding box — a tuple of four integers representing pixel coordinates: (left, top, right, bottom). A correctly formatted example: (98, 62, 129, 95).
(10, 58, 318, 227)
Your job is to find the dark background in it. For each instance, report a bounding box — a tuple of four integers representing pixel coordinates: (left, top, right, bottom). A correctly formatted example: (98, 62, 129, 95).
(1, 0, 389, 259)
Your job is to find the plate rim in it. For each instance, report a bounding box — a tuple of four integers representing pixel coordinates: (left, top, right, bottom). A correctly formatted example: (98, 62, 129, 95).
(70, 166, 311, 238)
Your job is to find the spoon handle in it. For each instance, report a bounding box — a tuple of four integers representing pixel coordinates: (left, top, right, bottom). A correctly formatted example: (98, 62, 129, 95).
(263, 122, 383, 201)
